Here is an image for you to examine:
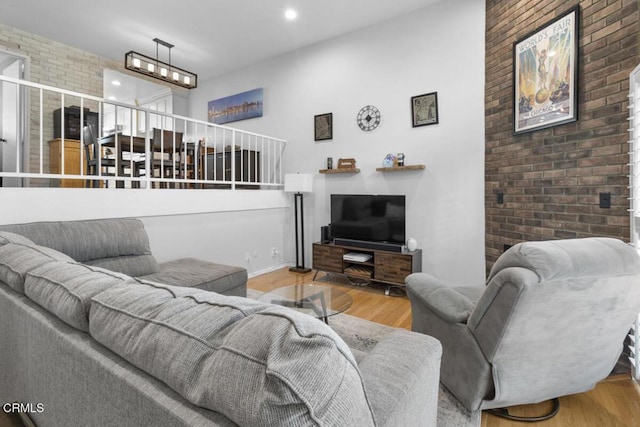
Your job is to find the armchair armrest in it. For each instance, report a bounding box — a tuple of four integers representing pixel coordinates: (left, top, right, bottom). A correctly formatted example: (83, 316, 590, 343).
(406, 273, 484, 323)
(358, 330, 442, 427)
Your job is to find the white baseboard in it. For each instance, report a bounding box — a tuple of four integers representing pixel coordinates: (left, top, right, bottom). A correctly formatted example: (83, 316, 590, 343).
(247, 263, 292, 278)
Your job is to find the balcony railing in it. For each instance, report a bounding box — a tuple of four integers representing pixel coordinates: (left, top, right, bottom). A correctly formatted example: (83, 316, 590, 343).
(0, 75, 286, 190)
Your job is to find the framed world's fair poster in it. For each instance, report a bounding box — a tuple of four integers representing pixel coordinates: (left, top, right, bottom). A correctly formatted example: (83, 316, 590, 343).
(513, 6, 579, 135)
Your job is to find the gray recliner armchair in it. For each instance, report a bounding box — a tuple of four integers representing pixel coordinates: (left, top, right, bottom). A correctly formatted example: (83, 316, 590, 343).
(406, 237, 640, 421)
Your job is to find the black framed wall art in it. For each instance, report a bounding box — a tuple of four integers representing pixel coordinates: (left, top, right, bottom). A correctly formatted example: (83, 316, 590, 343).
(513, 6, 579, 134)
(314, 113, 332, 141)
(411, 92, 438, 127)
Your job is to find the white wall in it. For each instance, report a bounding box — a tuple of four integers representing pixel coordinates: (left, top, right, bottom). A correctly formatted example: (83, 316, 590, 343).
(140, 206, 289, 277)
(0, 188, 290, 276)
(189, 0, 487, 283)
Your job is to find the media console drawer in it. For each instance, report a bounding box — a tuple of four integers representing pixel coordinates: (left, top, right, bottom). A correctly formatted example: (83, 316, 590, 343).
(312, 243, 343, 273)
(375, 253, 412, 283)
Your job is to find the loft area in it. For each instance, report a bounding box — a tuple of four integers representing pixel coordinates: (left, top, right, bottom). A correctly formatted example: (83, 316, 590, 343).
(0, 76, 286, 190)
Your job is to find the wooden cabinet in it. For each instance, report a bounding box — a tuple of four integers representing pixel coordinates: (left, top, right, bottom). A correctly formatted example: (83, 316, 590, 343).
(49, 139, 86, 188)
(312, 242, 422, 292)
(53, 106, 98, 140)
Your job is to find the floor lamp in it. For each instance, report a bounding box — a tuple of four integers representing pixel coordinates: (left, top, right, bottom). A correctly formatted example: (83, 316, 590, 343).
(284, 173, 313, 273)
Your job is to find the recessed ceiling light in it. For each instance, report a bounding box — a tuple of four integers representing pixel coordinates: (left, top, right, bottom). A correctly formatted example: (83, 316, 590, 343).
(111, 80, 121, 86)
(284, 9, 297, 20)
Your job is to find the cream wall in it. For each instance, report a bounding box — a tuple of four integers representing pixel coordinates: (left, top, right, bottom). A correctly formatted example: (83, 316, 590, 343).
(189, 0, 487, 283)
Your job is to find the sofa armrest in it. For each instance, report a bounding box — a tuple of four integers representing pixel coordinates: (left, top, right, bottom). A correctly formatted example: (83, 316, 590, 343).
(358, 330, 442, 427)
(406, 273, 483, 323)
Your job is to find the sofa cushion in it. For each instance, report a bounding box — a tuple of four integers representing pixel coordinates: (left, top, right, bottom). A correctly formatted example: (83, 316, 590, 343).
(0, 243, 74, 294)
(85, 255, 160, 279)
(0, 231, 34, 247)
(24, 261, 133, 332)
(89, 281, 375, 427)
(140, 258, 247, 296)
(0, 218, 160, 277)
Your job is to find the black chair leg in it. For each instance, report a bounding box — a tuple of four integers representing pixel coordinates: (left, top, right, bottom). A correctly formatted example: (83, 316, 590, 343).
(487, 398, 560, 423)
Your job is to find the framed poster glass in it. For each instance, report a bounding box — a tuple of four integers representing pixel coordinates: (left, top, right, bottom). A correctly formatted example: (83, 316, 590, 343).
(513, 6, 579, 134)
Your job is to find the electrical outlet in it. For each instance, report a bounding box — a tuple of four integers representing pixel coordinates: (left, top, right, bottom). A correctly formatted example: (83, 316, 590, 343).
(271, 247, 279, 258)
(245, 252, 251, 263)
(599, 192, 611, 209)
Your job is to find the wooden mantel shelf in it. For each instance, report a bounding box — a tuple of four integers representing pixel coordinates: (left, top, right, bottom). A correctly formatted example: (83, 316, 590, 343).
(319, 168, 361, 174)
(376, 164, 425, 172)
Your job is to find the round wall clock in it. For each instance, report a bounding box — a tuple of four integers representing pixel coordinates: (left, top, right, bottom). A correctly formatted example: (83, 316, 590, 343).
(357, 105, 381, 131)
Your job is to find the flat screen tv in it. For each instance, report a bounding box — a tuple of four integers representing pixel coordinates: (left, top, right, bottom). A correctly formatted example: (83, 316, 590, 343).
(330, 194, 405, 245)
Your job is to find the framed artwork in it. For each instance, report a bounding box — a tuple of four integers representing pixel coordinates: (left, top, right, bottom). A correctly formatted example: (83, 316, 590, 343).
(207, 88, 263, 125)
(513, 6, 579, 134)
(411, 92, 438, 127)
(314, 113, 333, 141)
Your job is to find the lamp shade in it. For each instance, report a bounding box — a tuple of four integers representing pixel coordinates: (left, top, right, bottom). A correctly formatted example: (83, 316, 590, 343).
(284, 173, 314, 193)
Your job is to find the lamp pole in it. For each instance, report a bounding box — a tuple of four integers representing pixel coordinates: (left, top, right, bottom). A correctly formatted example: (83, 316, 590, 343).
(284, 173, 313, 273)
(290, 191, 310, 273)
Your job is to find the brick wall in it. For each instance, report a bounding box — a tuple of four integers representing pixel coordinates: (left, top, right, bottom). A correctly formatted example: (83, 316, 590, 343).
(485, 0, 640, 270)
(0, 25, 121, 183)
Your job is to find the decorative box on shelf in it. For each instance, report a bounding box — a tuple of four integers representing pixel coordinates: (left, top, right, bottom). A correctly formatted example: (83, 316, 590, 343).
(319, 157, 360, 174)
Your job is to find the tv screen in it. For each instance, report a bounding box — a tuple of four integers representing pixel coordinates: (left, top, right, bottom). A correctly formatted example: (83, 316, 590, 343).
(330, 194, 406, 245)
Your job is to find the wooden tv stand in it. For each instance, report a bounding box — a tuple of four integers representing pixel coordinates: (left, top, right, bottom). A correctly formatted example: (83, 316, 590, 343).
(312, 242, 422, 295)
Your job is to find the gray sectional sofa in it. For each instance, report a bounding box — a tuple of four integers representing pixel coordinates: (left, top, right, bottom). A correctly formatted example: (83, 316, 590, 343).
(0, 218, 247, 296)
(0, 218, 443, 426)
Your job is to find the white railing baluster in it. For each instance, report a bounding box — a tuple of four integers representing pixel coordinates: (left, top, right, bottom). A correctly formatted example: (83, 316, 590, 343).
(231, 130, 236, 190)
(129, 108, 134, 188)
(14, 82, 20, 175)
(60, 94, 65, 176)
(144, 110, 151, 190)
(39, 88, 43, 174)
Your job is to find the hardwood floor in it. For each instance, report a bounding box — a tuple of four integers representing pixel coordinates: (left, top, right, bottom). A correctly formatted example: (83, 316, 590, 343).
(0, 412, 25, 427)
(250, 268, 640, 427)
(478, 377, 640, 427)
(249, 268, 412, 329)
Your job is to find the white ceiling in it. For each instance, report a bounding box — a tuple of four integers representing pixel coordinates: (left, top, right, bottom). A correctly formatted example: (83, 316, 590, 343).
(1, 0, 444, 82)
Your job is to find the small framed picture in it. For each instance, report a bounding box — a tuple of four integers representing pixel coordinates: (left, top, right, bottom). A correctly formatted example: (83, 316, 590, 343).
(411, 92, 439, 127)
(314, 113, 333, 141)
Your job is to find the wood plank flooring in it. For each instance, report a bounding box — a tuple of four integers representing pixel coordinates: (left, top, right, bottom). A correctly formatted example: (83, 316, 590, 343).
(249, 268, 413, 328)
(0, 412, 23, 427)
(250, 268, 640, 427)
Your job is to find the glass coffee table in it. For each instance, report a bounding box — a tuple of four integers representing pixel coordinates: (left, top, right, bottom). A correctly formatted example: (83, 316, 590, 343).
(258, 284, 352, 324)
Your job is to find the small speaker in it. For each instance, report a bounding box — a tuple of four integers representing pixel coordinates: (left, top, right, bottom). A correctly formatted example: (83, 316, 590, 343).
(320, 225, 330, 243)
